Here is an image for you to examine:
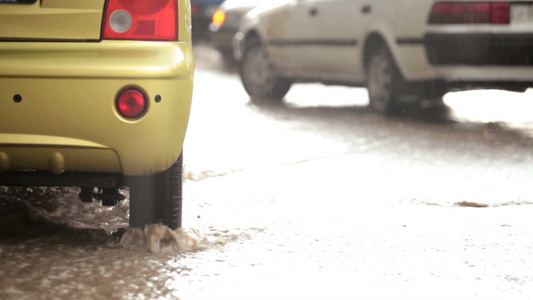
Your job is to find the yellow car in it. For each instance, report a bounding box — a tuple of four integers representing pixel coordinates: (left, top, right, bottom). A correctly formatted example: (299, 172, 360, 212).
(0, 0, 194, 229)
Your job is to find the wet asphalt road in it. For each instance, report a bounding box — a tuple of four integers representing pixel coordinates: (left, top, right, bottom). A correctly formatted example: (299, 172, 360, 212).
(1, 43, 533, 299)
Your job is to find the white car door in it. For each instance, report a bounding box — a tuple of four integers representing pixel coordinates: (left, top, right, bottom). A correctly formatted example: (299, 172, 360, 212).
(264, 0, 322, 77)
(311, 0, 366, 82)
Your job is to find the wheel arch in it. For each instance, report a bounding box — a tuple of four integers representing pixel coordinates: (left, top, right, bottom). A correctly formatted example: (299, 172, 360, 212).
(362, 32, 406, 79)
(235, 28, 265, 62)
(243, 30, 263, 50)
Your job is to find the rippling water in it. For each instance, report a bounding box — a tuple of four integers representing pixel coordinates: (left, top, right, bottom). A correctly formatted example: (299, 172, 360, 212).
(0, 186, 246, 300)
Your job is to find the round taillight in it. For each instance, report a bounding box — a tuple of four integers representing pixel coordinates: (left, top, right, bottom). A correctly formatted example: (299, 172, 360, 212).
(116, 89, 147, 118)
(109, 9, 132, 33)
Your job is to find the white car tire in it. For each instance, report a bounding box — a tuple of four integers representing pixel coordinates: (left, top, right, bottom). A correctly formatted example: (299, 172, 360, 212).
(366, 43, 407, 115)
(240, 40, 292, 100)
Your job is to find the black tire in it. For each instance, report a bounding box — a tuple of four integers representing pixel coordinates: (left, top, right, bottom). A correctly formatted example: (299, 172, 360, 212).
(220, 50, 237, 67)
(239, 39, 292, 100)
(366, 43, 408, 115)
(128, 152, 183, 229)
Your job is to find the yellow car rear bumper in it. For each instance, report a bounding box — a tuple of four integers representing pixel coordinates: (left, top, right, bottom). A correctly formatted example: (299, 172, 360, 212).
(0, 40, 194, 176)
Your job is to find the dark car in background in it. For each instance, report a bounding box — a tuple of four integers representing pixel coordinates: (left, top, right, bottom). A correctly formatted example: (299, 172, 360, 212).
(209, 0, 261, 62)
(191, 0, 225, 40)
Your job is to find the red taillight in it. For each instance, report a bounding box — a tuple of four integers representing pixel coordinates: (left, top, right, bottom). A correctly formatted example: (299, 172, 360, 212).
(116, 89, 147, 119)
(429, 2, 510, 24)
(103, 0, 178, 41)
(490, 2, 510, 24)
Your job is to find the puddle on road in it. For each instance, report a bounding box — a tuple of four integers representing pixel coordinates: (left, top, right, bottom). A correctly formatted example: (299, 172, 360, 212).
(0, 186, 262, 299)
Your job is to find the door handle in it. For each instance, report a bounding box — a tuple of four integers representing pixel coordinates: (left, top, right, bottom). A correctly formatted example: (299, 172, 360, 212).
(309, 7, 318, 16)
(361, 5, 371, 14)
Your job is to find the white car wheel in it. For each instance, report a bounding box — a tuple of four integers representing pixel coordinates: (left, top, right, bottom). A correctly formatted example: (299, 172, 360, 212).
(240, 40, 291, 100)
(366, 44, 406, 115)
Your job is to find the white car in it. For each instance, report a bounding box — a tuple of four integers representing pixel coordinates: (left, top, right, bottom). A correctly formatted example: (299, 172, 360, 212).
(234, 0, 533, 114)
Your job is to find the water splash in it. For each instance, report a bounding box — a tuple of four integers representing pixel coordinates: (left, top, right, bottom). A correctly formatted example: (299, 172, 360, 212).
(120, 224, 227, 253)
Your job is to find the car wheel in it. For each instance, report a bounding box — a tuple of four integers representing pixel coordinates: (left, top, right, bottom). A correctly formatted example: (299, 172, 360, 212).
(366, 43, 407, 115)
(128, 152, 183, 229)
(240, 40, 292, 100)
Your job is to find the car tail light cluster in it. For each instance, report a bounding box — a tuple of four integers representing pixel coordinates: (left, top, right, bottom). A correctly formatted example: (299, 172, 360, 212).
(102, 0, 178, 41)
(429, 2, 510, 24)
(116, 89, 147, 119)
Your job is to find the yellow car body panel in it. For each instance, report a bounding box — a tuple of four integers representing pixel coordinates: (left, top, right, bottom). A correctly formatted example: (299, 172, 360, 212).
(0, 0, 105, 40)
(0, 0, 194, 176)
(0, 41, 194, 78)
(0, 146, 121, 174)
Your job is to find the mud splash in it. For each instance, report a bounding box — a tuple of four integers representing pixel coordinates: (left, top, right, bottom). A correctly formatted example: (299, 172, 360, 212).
(455, 201, 489, 208)
(120, 224, 228, 253)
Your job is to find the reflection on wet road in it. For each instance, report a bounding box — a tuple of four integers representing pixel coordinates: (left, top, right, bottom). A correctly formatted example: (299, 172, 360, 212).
(1, 44, 533, 299)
